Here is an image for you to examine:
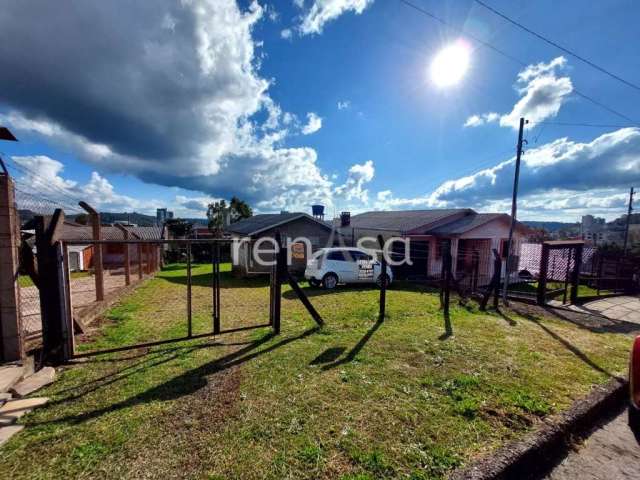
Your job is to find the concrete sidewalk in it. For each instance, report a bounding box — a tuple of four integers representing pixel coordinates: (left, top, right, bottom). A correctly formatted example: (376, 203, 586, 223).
(545, 410, 640, 479)
(550, 295, 640, 325)
(581, 296, 640, 324)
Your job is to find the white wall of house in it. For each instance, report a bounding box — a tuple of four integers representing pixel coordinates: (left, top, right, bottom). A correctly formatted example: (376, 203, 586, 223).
(425, 218, 528, 282)
(67, 245, 89, 271)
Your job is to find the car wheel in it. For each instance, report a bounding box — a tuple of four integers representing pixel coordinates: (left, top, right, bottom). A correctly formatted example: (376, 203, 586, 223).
(376, 274, 391, 288)
(322, 273, 338, 290)
(309, 279, 320, 287)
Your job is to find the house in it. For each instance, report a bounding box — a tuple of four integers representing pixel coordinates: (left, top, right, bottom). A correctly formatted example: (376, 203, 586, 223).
(337, 208, 531, 285)
(59, 221, 164, 271)
(226, 212, 336, 276)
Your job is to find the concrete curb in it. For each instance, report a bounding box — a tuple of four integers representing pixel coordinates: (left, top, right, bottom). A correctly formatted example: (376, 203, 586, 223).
(450, 377, 628, 480)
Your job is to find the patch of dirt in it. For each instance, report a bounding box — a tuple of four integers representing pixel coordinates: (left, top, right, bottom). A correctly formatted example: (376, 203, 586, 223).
(121, 362, 243, 479)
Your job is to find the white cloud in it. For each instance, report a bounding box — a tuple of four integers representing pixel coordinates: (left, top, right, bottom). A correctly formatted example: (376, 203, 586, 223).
(463, 112, 499, 127)
(301, 112, 323, 135)
(517, 56, 567, 83)
(465, 56, 573, 129)
(0, 1, 343, 213)
(298, 0, 374, 35)
(337, 100, 351, 110)
(12, 155, 158, 213)
(334, 159, 374, 203)
(280, 28, 292, 39)
(174, 194, 220, 215)
(372, 127, 640, 220)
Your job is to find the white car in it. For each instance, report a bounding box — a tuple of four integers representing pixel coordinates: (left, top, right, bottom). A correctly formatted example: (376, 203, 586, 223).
(304, 247, 393, 289)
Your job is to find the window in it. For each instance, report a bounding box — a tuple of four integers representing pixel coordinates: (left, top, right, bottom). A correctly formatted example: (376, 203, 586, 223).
(499, 239, 509, 258)
(327, 251, 347, 261)
(350, 251, 373, 262)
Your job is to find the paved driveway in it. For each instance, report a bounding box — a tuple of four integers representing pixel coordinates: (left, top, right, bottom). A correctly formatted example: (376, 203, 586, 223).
(545, 409, 640, 479)
(581, 296, 640, 324)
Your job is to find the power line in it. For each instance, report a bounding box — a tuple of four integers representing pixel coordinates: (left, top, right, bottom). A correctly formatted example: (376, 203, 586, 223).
(473, 0, 640, 93)
(399, 0, 527, 66)
(531, 121, 637, 129)
(398, 0, 639, 126)
(5, 159, 86, 210)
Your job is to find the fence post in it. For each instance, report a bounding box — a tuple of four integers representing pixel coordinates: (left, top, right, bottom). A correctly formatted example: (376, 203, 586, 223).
(377, 235, 386, 321)
(36, 210, 72, 363)
(492, 250, 501, 309)
(79, 202, 104, 301)
(570, 244, 583, 304)
(114, 224, 131, 286)
(0, 173, 24, 361)
(186, 242, 192, 337)
(537, 242, 550, 306)
(137, 244, 143, 280)
(273, 232, 283, 334)
(443, 244, 452, 317)
(213, 242, 220, 335)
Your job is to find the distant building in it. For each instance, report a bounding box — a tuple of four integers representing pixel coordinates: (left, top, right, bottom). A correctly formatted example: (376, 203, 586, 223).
(156, 208, 174, 225)
(581, 215, 606, 245)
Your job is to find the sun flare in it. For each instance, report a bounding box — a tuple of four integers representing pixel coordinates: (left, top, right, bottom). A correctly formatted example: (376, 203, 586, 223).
(430, 41, 471, 87)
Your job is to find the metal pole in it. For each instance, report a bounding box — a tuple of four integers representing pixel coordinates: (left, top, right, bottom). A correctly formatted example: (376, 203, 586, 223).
(377, 235, 386, 321)
(213, 242, 220, 335)
(623, 187, 634, 256)
(187, 242, 192, 337)
(502, 117, 526, 304)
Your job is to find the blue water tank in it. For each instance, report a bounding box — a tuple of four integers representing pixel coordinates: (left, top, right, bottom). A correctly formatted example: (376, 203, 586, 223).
(311, 205, 324, 218)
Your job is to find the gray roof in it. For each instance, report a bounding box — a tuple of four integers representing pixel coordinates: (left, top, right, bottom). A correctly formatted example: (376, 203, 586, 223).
(426, 212, 531, 236)
(345, 209, 471, 232)
(60, 221, 163, 241)
(226, 213, 332, 236)
(426, 213, 505, 235)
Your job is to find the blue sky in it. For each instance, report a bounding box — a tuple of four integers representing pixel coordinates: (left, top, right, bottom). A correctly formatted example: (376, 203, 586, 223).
(0, 0, 638, 221)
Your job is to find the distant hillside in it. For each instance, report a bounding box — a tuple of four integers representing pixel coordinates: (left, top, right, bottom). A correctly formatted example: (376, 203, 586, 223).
(68, 212, 208, 227)
(66, 212, 158, 226)
(523, 221, 579, 232)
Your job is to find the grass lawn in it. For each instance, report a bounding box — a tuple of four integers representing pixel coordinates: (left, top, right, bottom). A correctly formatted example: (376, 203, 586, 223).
(18, 270, 91, 288)
(2, 263, 636, 479)
(508, 280, 601, 299)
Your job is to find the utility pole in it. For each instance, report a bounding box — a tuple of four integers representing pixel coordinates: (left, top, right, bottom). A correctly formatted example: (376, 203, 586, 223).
(502, 117, 527, 304)
(622, 186, 635, 256)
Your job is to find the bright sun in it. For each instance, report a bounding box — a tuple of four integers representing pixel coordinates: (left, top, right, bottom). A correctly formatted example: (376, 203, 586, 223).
(430, 41, 471, 87)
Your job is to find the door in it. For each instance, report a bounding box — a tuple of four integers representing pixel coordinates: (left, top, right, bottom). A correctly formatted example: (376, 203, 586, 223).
(352, 251, 375, 283)
(69, 251, 80, 271)
(326, 250, 355, 283)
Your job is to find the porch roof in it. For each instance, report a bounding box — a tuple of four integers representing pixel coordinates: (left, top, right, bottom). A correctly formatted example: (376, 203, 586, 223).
(59, 221, 163, 241)
(345, 209, 471, 232)
(426, 212, 529, 236)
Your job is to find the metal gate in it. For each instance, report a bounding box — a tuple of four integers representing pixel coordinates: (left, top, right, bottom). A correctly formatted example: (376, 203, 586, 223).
(536, 240, 584, 305)
(59, 238, 273, 358)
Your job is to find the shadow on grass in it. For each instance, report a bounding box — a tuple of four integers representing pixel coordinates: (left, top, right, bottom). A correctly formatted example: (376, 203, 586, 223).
(40, 326, 320, 426)
(495, 307, 518, 326)
(159, 267, 270, 289)
(310, 347, 346, 365)
(542, 305, 640, 335)
(503, 305, 622, 380)
(283, 281, 439, 300)
(320, 320, 384, 371)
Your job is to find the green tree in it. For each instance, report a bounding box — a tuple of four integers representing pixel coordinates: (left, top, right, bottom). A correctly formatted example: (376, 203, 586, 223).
(229, 196, 253, 222)
(74, 213, 89, 225)
(165, 218, 193, 238)
(207, 197, 252, 237)
(207, 200, 227, 237)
